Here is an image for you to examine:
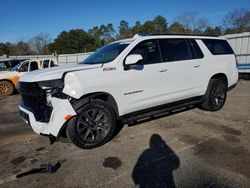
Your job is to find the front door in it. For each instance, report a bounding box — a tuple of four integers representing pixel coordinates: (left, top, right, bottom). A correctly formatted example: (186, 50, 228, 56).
(121, 39, 169, 114)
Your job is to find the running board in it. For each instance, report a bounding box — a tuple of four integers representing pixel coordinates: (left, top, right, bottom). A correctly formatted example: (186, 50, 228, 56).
(121, 97, 204, 124)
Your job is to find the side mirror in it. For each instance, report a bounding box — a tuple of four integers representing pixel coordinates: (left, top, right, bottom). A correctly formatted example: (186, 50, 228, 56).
(124, 54, 143, 68)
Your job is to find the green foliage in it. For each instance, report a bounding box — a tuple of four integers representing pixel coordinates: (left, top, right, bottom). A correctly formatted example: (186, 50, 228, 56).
(0, 43, 10, 56)
(119, 20, 132, 39)
(223, 8, 250, 34)
(88, 24, 116, 46)
(50, 29, 97, 54)
(167, 22, 186, 34)
(204, 26, 222, 36)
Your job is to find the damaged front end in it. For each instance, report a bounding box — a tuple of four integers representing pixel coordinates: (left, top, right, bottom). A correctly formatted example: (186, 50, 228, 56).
(18, 79, 77, 143)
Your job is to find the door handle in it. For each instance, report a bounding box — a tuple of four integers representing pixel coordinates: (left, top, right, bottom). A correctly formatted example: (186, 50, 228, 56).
(159, 69, 168, 73)
(193, 65, 200, 68)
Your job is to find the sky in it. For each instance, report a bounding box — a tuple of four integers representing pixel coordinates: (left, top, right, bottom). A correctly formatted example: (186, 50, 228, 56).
(0, 0, 249, 43)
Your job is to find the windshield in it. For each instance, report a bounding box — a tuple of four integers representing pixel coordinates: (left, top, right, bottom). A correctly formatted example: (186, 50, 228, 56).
(81, 41, 131, 65)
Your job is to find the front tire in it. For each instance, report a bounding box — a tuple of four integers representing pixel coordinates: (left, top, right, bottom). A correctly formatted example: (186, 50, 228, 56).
(0, 81, 14, 96)
(67, 99, 117, 149)
(201, 79, 227, 111)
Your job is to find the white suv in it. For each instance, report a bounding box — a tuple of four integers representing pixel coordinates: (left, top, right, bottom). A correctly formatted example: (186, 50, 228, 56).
(18, 34, 238, 149)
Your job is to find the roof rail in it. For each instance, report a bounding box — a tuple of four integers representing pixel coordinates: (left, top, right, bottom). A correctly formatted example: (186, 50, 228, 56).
(134, 33, 218, 37)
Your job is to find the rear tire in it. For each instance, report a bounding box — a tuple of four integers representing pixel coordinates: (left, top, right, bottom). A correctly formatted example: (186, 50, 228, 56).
(67, 99, 117, 149)
(0, 81, 14, 96)
(201, 79, 227, 111)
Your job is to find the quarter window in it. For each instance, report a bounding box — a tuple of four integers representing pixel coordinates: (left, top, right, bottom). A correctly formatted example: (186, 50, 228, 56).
(202, 39, 234, 55)
(129, 39, 161, 65)
(159, 39, 192, 62)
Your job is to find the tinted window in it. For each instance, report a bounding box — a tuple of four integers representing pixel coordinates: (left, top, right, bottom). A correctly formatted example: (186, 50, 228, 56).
(129, 39, 161, 64)
(43, 59, 50, 68)
(159, 39, 192, 62)
(188, 39, 204, 59)
(202, 39, 234, 55)
(50, 60, 55, 67)
(29, 61, 38, 71)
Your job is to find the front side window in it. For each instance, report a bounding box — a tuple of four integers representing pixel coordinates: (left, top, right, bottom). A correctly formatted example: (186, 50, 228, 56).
(159, 39, 192, 62)
(129, 39, 161, 65)
(81, 41, 131, 65)
(19, 61, 29, 72)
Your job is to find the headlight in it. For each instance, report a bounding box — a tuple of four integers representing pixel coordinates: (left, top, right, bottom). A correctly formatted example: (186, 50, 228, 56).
(38, 79, 64, 90)
(38, 79, 66, 104)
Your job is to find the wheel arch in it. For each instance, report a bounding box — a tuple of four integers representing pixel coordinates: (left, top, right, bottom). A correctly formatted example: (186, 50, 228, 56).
(58, 92, 120, 140)
(0, 79, 15, 87)
(210, 73, 228, 87)
(72, 92, 119, 118)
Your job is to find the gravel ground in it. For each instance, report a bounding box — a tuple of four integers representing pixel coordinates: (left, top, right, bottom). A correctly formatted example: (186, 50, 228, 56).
(0, 80, 249, 187)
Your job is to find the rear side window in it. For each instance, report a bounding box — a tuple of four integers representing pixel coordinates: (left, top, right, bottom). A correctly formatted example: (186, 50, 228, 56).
(159, 39, 192, 62)
(188, 39, 204, 59)
(29, 61, 39, 71)
(202, 39, 234, 55)
(43, 59, 50, 68)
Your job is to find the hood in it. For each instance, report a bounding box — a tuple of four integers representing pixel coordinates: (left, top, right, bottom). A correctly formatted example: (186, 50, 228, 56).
(0, 71, 18, 79)
(20, 64, 101, 82)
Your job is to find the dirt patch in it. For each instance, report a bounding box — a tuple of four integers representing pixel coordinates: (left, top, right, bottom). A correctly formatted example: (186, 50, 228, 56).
(0, 112, 22, 124)
(103, 157, 122, 170)
(30, 159, 38, 164)
(220, 125, 242, 135)
(35, 147, 45, 151)
(10, 156, 26, 165)
(193, 138, 250, 178)
(178, 134, 201, 145)
(196, 120, 241, 135)
(223, 134, 241, 143)
(0, 134, 37, 145)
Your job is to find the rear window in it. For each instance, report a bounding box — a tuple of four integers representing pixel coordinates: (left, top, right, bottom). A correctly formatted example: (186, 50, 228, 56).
(202, 39, 234, 55)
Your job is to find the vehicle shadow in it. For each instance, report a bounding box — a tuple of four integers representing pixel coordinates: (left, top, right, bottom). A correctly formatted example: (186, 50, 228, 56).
(132, 134, 180, 188)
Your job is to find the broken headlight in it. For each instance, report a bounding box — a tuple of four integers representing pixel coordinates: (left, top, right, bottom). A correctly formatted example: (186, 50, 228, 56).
(38, 79, 66, 105)
(38, 79, 64, 90)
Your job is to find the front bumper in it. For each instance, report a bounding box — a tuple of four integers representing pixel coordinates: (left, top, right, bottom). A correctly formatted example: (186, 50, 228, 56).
(19, 97, 76, 137)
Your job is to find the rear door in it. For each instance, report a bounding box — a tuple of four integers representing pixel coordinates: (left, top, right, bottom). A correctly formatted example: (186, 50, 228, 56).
(158, 38, 204, 102)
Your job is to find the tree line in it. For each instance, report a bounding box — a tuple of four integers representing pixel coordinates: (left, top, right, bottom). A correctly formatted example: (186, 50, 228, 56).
(0, 8, 249, 56)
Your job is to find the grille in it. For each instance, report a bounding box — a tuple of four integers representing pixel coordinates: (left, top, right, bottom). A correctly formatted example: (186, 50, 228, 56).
(18, 82, 46, 109)
(18, 82, 52, 122)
